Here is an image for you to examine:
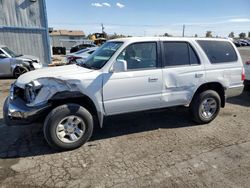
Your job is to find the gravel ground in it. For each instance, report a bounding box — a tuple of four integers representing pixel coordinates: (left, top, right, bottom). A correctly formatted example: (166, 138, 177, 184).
(0, 48, 249, 188)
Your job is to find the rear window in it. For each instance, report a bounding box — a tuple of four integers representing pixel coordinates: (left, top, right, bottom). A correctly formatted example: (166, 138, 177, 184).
(197, 40, 238, 64)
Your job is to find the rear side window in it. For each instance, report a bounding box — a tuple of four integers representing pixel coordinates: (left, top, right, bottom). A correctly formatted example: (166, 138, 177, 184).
(163, 42, 200, 66)
(197, 40, 237, 63)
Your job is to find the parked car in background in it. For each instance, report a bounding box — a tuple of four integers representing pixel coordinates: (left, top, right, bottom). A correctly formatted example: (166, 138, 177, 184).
(233, 41, 241, 47)
(237, 40, 248, 46)
(3, 37, 244, 151)
(65, 47, 98, 64)
(240, 39, 250, 46)
(70, 43, 97, 53)
(0, 45, 42, 78)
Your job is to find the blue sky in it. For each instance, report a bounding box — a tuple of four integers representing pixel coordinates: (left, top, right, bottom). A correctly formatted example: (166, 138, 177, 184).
(45, 0, 250, 37)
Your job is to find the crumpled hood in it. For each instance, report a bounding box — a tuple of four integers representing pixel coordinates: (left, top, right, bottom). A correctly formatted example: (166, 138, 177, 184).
(16, 55, 39, 62)
(16, 64, 93, 88)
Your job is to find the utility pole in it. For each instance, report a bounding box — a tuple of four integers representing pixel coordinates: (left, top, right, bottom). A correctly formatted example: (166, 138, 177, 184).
(182, 24, 185, 37)
(101, 23, 105, 34)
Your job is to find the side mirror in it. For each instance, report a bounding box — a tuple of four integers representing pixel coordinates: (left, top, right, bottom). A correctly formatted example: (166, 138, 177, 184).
(111, 60, 127, 73)
(0, 54, 8, 58)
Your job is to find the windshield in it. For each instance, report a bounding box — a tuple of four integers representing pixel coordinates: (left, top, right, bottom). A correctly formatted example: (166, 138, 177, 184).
(79, 42, 123, 70)
(2, 47, 21, 58)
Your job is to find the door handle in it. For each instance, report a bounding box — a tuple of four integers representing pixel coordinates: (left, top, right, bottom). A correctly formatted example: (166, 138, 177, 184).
(148, 78, 158, 82)
(195, 73, 204, 78)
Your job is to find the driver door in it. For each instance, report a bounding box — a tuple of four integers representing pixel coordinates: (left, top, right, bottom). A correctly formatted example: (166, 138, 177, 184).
(0, 50, 11, 76)
(103, 42, 163, 115)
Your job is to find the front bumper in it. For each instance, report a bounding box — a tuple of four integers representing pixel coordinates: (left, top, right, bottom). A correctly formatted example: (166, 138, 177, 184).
(225, 84, 244, 98)
(3, 97, 51, 126)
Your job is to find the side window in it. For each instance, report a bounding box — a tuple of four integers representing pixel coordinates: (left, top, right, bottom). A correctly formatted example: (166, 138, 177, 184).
(164, 42, 189, 66)
(163, 42, 200, 66)
(189, 45, 200, 65)
(117, 42, 157, 70)
(197, 40, 237, 63)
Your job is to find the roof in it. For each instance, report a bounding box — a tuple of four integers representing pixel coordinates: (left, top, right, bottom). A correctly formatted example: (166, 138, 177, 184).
(50, 30, 85, 36)
(110, 37, 231, 43)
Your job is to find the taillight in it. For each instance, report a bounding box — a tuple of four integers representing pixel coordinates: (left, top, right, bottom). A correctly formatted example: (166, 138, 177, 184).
(242, 68, 245, 81)
(245, 61, 250, 65)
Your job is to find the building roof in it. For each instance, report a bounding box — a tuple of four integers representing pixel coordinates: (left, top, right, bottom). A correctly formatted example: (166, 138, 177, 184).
(50, 30, 85, 36)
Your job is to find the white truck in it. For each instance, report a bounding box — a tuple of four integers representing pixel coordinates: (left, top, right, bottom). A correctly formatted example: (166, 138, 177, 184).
(3, 37, 244, 150)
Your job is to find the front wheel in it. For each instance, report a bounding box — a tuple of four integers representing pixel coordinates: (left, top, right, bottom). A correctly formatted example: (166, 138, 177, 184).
(13, 66, 29, 78)
(43, 104, 94, 151)
(190, 90, 221, 124)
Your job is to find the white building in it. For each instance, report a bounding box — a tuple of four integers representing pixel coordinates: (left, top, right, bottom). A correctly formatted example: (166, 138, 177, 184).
(50, 30, 86, 50)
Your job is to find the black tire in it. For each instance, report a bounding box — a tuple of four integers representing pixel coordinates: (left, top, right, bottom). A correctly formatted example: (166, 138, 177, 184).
(13, 66, 29, 78)
(190, 90, 221, 124)
(43, 104, 93, 151)
(244, 80, 250, 91)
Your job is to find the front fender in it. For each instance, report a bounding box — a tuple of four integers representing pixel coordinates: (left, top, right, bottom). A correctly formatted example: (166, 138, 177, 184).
(24, 77, 104, 127)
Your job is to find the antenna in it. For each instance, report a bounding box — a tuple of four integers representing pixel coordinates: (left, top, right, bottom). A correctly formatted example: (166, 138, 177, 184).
(101, 23, 105, 34)
(182, 24, 185, 37)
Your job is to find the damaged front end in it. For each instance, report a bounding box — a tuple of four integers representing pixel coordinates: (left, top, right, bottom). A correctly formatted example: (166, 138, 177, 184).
(3, 78, 81, 126)
(3, 83, 51, 126)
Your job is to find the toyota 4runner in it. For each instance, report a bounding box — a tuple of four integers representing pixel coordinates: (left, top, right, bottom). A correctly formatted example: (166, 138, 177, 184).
(3, 37, 244, 150)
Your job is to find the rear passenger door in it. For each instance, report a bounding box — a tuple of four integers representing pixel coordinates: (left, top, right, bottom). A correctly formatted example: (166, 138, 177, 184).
(161, 41, 205, 107)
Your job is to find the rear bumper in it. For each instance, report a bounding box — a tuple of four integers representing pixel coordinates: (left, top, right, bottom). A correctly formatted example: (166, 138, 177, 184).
(3, 97, 51, 126)
(225, 84, 244, 98)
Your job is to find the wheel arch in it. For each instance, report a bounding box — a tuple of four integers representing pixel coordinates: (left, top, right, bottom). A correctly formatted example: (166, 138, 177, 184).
(48, 91, 104, 128)
(191, 82, 226, 108)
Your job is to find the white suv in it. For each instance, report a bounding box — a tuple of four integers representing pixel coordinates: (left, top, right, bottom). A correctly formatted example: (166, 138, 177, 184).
(3, 37, 244, 150)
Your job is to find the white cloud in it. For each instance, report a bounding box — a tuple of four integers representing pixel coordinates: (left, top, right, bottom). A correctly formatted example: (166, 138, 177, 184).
(228, 18, 250, 23)
(102, 2, 111, 7)
(91, 3, 103, 7)
(173, 17, 250, 27)
(116, 2, 125, 8)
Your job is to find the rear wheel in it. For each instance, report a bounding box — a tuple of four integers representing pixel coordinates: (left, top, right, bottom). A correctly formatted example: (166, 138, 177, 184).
(190, 90, 221, 124)
(43, 104, 94, 151)
(13, 66, 29, 78)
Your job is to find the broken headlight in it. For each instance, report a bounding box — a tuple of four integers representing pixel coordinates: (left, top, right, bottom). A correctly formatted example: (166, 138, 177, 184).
(25, 80, 42, 103)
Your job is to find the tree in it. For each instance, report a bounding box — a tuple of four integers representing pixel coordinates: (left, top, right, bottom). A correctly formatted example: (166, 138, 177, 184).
(164, 33, 172, 37)
(248, 32, 250, 38)
(228, 32, 234, 38)
(108, 33, 126, 40)
(194, 34, 198, 37)
(206, 31, 212, 38)
(239, 32, 246, 39)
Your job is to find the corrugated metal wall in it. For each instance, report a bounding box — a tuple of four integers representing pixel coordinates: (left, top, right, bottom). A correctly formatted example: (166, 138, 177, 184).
(0, 0, 50, 65)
